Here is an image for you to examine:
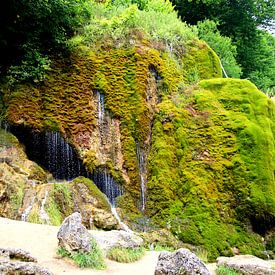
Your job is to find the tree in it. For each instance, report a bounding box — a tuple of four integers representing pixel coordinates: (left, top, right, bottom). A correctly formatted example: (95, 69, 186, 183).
(0, 0, 90, 76)
(172, 0, 275, 91)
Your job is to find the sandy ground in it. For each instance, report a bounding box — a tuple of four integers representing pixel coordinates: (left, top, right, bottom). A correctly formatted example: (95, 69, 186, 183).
(0, 217, 216, 274)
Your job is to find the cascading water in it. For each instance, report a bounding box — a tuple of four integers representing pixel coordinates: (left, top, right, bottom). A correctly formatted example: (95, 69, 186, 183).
(39, 190, 50, 224)
(21, 195, 36, 221)
(92, 168, 122, 206)
(136, 142, 147, 212)
(96, 90, 106, 144)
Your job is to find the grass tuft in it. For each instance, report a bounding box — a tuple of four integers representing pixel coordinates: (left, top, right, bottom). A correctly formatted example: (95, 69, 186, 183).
(57, 239, 106, 269)
(216, 265, 240, 275)
(107, 247, 145, 263)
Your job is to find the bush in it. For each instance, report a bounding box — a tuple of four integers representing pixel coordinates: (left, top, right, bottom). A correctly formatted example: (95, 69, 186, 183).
(107, 247, 145, 263)
(71, 0, 196, 52)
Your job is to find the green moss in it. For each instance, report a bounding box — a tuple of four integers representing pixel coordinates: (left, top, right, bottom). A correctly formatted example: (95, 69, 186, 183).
(27, 205, 42, 224)
(45, 196, 63, 225)
(0, 129, 19, 147)
(71, 176, 110, 211)
(182, 40, 222, 83)
(146, 78, 274, 260)
(10, 182, 25, 213)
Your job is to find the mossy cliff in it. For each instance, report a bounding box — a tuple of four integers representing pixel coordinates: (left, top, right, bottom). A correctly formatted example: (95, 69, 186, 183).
(1, 37, 274, 260)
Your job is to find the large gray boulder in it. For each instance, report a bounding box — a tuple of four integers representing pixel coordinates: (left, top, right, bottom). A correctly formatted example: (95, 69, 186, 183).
(90, 230, 143, 253)
(154, 248, 210, 275)
(57, 212, 92, 253)
(217, 255, 275, 275)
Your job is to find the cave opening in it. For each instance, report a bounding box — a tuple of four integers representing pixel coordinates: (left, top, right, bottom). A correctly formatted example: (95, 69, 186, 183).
(8, 125, 122, 205)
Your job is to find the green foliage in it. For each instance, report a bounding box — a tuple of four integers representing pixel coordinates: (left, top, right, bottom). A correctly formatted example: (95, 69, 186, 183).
(216, 265, 240, 275)
(107, 247, 145, 263)
(57, 239, 106, 269)
(1, 0, 91, 81)
(70, 0, 196, 53)
(197, 20, 242, 78)
(7, 49, 51, 85)
(244, 30, 275, 93)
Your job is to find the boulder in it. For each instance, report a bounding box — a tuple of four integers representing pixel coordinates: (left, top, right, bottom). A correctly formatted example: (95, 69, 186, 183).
(217, 255, 275, 275)
(0, 260, 52, 275)
(0, 248, 37, 262)
(57, 212, 92, 253)
(90, 230, 143, 253)
(154, 248, 210, 275)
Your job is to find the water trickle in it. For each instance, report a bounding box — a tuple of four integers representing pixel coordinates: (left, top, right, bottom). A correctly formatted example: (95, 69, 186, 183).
(39, 190, 50, 224)
(95, 90, 107, 145)
(136, 142, 147, 212)
(111, 206, 132, 233)
(21, 195, 36, 221)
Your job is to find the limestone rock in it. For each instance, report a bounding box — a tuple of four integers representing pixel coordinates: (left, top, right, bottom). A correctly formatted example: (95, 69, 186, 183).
(92, 209, 118, 230)
(0, 248, 37, 262)
(57, 212, 92, 253)
(0, 260, 52, 275)
(217, 255, 275, 275)
(91, 230, 143, 252)
(154, 248, 210, 275)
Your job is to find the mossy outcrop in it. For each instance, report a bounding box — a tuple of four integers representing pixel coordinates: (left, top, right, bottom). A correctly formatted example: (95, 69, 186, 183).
(0, 37, 274, 260)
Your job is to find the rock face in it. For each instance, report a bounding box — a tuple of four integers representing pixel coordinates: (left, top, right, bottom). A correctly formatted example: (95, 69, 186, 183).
(57, 212, 92, 253)
(154, 248, 210, 275)
(217, 255, 275, 275)
(91, 230, 143, 253)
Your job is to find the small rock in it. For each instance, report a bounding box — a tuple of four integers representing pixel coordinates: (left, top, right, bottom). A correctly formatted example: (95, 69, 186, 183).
(217, 255, 275, 275)
(154, 248, 210, 275)
(0, 260, 52, 275)
(91, 230, 143, 252)
(0, 248, 37, 262)
(57, 212, 92, 253)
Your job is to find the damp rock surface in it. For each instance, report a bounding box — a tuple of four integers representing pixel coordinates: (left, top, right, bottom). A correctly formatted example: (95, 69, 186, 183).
(217, 255, 275, 275)
(154, 248, 210, 275)
(57, 212, 92, 253)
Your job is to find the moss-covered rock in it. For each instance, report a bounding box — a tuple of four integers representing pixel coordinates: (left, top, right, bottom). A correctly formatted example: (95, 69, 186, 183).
(146, 78, 274, 260)
(1, 36, 274, 261)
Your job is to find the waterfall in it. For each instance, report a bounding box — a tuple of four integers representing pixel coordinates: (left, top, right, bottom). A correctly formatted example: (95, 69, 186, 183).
(136, 142, 147, 212)
(44, 131, 85, 180)
(39, 190, 50, 224)
(21, 195, 36, 221)
(92, 167, 122, 206)
(95, 90, 106, 144)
